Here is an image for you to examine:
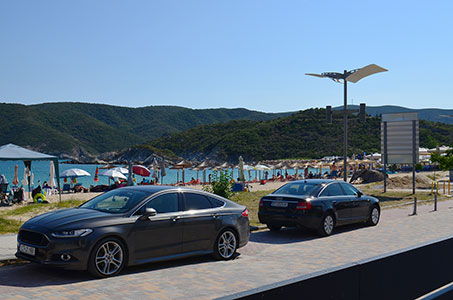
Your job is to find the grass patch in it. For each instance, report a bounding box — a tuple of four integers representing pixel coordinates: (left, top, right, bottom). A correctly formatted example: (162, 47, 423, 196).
(0, 217, 23, 234)
(230, 190, 273, 226)
(0, 199, 86, 234)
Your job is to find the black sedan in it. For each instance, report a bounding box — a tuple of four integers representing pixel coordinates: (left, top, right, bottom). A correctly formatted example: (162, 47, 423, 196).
(16, 186, 250, 277)
(258, 179, 380, 236)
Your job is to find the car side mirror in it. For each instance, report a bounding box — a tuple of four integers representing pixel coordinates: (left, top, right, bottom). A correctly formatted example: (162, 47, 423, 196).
(356, 191, 363, 198)
(139, 208, 157, 220)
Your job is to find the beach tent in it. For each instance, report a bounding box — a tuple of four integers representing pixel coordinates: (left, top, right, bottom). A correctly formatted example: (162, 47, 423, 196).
(0, 143, 61, 202)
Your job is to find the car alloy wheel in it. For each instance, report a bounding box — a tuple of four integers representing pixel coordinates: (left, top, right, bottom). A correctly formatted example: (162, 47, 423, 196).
(215, 230, 237, 260)
(367, 206, 380, 226)
(89, 238, 125, 277)
(319, 213, 334, 236)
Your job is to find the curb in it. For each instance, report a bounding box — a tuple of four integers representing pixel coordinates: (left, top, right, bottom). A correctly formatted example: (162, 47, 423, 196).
(250, 225, 267, 232)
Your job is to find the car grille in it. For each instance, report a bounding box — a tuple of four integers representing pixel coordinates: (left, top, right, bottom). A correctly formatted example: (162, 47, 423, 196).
(18, 230, 49, 247)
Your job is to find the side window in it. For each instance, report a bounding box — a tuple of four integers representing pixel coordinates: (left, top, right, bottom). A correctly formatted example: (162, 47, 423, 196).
(340, 183, 359, 196)
(145, 193, 179, 214)
(184, 193, 212, 210)
(207, 196, 225, 208)
(327, 183, 345, 196)
(321, 183, 345, 197)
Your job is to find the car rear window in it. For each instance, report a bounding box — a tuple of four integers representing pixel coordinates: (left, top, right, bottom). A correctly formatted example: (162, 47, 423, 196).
(273, 182, 321, 196)
(207, 196, 225, 208)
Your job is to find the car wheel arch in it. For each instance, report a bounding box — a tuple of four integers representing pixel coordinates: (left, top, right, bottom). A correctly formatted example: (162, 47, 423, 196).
(90, 234, 130, 266)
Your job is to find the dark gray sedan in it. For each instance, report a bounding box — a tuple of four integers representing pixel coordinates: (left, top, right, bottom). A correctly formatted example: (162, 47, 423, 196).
(16, 186, 250, 277)
(258, 179, 380, 236)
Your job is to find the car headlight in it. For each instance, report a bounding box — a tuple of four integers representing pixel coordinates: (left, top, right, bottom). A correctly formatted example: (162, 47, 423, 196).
(51, 229, 93, 238)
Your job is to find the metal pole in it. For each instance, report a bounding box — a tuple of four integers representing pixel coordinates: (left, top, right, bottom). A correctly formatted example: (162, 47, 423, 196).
(410, 197, 417, 216)
(343, 70, 348, 182)
(384, 122, 387, 193)
(412, 120, 416, 194)
(434, 192, 437, 211)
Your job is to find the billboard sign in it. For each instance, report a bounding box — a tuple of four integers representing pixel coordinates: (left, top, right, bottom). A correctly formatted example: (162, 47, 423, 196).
(381, 112, 419, 164)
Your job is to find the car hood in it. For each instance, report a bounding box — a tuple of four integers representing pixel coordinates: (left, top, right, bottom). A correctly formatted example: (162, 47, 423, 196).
(23, 208, 125, 230)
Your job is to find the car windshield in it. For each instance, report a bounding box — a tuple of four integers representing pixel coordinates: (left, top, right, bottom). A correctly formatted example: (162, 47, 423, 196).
(80, 189, 150, 214)
(273, 182, 321, 196)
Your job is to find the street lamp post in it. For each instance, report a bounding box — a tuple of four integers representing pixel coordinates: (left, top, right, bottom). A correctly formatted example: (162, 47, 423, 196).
(306, 64, 388, 182)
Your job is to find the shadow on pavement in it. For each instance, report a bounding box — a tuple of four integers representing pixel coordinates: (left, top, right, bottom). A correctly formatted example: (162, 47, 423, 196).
(250, 223, 370, 244)
(0, 253, 234, 288)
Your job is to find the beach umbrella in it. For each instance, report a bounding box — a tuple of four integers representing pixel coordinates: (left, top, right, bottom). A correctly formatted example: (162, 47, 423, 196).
(100, 169, 127, 180)
(159, 159, 167, 184)
(152, 158, 159, 180)
(132, 165, 151, 177)
(112, 167, 129, 174)
(197, 160, 210, 183)
(100, 163, 117, 169)
(238, 156, 245, 182)
(255, 164, 271, 171)
(12, 165, 19, 186)
(48, 161, 56, 187)
(60, 168, 91, 178)
(173, 160, 193, 185)
(21, 167, 29, 187)
(94, 167, 99, 182)
(0, 174, 7, 185)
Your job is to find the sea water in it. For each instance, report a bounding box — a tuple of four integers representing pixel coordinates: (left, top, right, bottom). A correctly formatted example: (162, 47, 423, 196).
(0, 160, 329, 190)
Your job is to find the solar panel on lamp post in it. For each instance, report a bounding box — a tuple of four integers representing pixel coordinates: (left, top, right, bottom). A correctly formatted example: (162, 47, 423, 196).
(306, 64, 388, 182)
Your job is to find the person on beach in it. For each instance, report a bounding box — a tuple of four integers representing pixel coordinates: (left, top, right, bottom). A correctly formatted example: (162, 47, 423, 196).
(330, 162, 338, 178)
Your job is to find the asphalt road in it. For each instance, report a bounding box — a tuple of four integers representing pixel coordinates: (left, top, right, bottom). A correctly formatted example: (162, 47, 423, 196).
(1, 200, 453, 300)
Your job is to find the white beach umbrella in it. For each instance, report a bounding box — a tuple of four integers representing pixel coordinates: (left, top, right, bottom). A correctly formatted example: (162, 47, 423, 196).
(100, 169, 127, 180)
(48, 161, 56, 187)
(60, 168, 91, 178)
(254, 164, 271, 171)
(112, 167, 129, 174)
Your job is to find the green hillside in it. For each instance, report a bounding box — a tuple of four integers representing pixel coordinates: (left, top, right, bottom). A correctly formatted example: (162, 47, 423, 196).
(0, 102, 291, 156)
(145, 109, 453, 162)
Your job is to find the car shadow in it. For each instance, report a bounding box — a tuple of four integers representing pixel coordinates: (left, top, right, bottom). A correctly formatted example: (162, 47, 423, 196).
(0, 253, 239, 288)
(250, 223, 370, 245)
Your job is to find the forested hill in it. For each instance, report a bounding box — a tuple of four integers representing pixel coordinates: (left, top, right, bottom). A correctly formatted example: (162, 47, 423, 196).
(0, 102, 291, 158)
(144, 108, 453, 162)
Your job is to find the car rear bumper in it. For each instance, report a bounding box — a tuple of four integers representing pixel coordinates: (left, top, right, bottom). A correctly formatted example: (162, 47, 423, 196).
(258, 211, 321, 229)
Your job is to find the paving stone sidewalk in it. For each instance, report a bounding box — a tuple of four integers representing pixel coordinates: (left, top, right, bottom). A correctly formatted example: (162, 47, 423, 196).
(0, 199, 452, 299)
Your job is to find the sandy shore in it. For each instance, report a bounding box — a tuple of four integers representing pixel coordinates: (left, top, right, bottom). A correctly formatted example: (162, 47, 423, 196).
(8, 170, 451, 205)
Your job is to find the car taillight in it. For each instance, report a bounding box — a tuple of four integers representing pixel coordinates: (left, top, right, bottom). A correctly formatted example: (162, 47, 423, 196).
(296, 201, 311, 210)
(259, 199, 263, 207)
(242, 209, 249, 217)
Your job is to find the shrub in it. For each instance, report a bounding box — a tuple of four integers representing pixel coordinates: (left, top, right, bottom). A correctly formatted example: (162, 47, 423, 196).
(203, 171, 233, 199)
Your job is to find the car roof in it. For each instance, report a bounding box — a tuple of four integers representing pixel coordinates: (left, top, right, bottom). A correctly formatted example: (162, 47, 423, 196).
(112, 185, 241, 207)
(290, 179, 341, 185)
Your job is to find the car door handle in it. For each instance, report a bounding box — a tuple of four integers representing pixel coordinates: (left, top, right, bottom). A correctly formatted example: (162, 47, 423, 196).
(211, 214, 218, 219)
(332, 201, 337, 204)
(171, 216, 182, 222)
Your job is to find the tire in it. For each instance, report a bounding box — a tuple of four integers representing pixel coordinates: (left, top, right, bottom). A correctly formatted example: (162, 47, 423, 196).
(267, 224, 282, 231)
(367, 206, 380, 226)
(318, 213, 335, 236)
(88, 237, 126, 278)
(213, 229, 238, 260)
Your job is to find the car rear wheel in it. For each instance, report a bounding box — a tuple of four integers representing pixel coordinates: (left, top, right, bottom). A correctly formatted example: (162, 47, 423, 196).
(213, 229, 238, 260)
(88, 238, 126, 278)
(267, 224, 282, 231)
(367, 206, 380, 226)
(318, 213, 335, 236)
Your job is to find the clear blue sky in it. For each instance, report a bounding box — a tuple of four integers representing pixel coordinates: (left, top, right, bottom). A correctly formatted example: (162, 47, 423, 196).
(1, 0, 452, 113)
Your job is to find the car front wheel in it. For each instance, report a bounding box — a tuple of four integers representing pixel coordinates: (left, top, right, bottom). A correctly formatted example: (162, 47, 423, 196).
(88, 238, 126, 278)
(367, 206, 380, 226)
